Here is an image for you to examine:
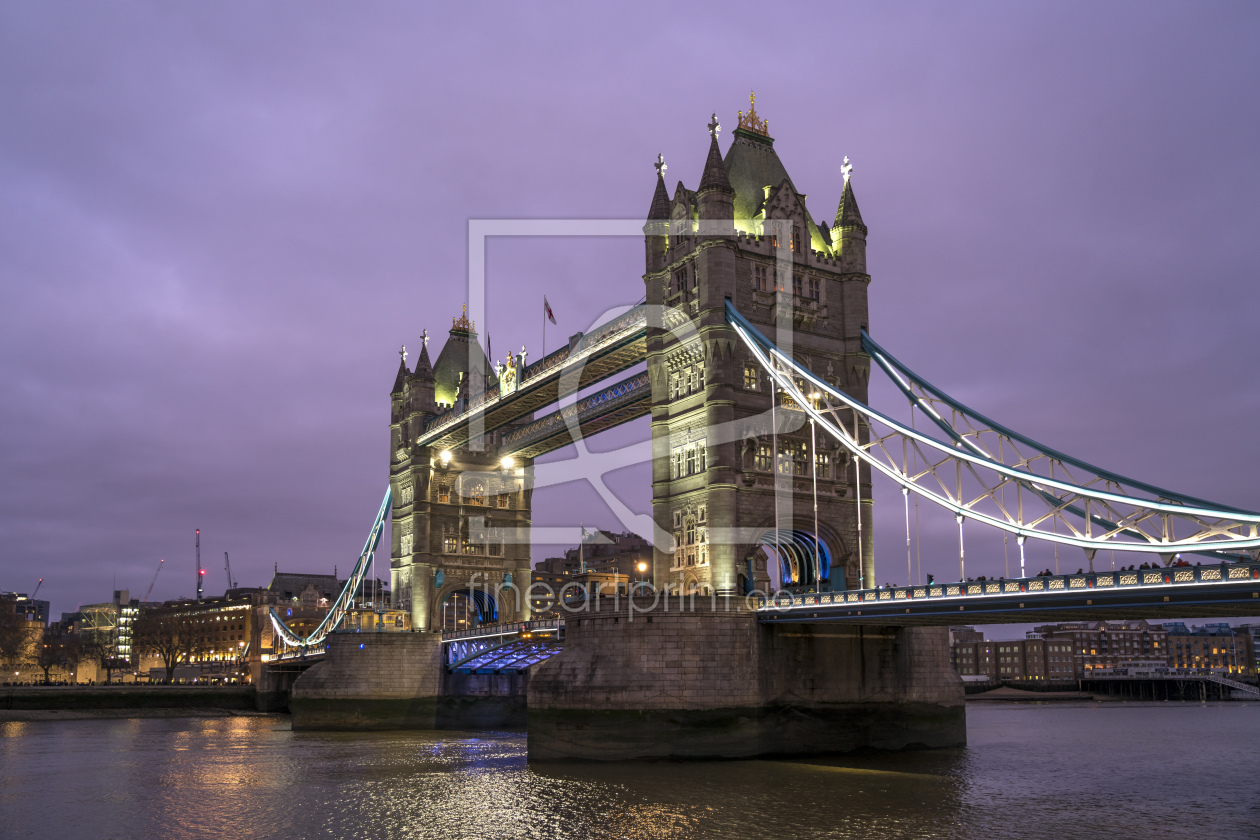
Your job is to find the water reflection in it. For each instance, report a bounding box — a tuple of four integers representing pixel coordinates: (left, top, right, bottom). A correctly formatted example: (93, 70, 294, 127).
(1, 703, 1257, 839)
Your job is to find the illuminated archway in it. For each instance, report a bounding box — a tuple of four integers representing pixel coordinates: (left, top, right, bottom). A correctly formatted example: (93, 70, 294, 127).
(438, 587, 499, 631)
(753, 529, 832, 591)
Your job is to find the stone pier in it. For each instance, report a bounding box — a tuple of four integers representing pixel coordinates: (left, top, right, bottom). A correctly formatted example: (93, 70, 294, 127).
(288, 632, 527, 731)
(526, 597, 965, 760)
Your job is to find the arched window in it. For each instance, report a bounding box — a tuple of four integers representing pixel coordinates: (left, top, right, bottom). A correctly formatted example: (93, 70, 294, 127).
(465, 481, 486, 506)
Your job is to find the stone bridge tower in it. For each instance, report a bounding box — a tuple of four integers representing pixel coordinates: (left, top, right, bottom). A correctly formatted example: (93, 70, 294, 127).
(644, 98, 873, 596)
(388, 310, 535, 632)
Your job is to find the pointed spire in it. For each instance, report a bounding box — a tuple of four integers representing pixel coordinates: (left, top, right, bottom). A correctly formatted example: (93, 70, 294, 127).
(647, 156, 670, 222)
(391, 353, 408, 394)
(698, 132, 731, 193)
(833, 175, 866, 233)
(415, 327, 435, 375)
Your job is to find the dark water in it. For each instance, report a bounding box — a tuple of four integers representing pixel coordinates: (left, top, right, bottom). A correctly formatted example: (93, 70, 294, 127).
(2, 702, 1258, 839)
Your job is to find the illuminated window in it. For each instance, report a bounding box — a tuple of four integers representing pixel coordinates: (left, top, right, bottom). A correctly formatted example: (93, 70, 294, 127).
(744, 365, 758, 390)
(755, 443, 772, 472)
(791, 230, 801, 253)
(465, 482, 486, 506)
(496, 492, 510, 509)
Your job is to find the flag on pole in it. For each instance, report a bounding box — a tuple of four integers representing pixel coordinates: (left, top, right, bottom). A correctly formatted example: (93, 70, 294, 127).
(543, 296, 556, 325)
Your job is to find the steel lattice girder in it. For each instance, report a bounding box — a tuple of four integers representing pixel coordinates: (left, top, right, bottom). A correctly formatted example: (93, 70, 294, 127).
(726, 301, 1260, 557)
(450, 640, 563, 672)
(501, 371, 651, 459)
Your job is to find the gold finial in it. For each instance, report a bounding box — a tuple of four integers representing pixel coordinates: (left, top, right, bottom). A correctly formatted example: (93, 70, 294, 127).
(452, 303, 475, 332)
(737, 90, 769, 136)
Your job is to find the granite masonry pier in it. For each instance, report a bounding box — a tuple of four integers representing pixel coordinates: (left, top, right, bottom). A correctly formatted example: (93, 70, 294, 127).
(527, 596, 965, 761)
(288, 632, 528, 730)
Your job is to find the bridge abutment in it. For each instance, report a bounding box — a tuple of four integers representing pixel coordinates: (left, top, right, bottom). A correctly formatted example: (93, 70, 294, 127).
(526, 597, 964, 760)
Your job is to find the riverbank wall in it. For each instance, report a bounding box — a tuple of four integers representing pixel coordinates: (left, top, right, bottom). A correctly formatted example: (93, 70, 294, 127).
(1, 685, 256, 712)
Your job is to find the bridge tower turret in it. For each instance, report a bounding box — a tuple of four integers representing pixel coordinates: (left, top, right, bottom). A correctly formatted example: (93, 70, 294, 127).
(389, 315, 535, 633)
(645, 96, 874, 596)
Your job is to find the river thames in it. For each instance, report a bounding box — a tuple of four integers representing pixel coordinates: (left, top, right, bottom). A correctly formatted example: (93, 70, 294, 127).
(2, 702, 1257, 839)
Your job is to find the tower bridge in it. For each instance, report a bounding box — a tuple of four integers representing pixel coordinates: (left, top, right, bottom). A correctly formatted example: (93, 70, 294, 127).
(273, 97, 1259, 759)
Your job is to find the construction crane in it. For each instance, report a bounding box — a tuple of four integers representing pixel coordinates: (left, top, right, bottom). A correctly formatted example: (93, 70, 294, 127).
(143, 559, 164, 601)
(196, 529, 204, 601)
(31, 578, 43, 598)
(224, 552, 236, 590)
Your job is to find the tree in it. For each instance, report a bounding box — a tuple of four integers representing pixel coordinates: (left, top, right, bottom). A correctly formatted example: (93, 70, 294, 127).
(0, 606, 30, 669)
(32, 626, 79, 684)
(133, 609, 202, 683)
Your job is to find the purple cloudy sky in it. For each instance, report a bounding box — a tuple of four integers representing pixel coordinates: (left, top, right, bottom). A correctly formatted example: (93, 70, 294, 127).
(2, 3, 1259, 622)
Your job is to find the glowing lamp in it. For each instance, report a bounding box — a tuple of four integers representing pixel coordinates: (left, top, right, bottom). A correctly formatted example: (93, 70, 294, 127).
(637, 562, 648, 573)
(439, 450, 452, 465)
(501, 456, 515, 469)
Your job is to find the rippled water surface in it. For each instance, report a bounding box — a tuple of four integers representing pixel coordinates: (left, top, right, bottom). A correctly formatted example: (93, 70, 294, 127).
(2, 702, 1258, 839)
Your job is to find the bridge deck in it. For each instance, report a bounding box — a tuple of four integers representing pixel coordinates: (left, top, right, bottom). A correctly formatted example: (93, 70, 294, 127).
(759, 563, 1260, 625)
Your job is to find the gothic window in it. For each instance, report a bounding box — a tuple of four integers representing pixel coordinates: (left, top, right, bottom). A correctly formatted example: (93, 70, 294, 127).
(816, 451, 831, 478)
(400, 483, 414, 504)
(684, 518, 696, 546)
(793, 275, 803, 297)
(697, 505, 707, 524)
(744, 365, 758, 390)
(442, 528, 458, 555)
(673, 266, 688, 294)
(465, 482, 486, 506)
(792, 442, 808, 475)
(437, 485, 450, 504)
(755, 443, 773, 471)
(671, 439, 707, 478)
(808, 278, 820, 301)
(488, 541, 503, 557)
(496, 492, 510, 509)
(771, 235, 779, 249)
(400, 534, 414, 555)
(754, 264, 768, 291)
(779, 440, 808, 475)
(791, 229, 801, 253)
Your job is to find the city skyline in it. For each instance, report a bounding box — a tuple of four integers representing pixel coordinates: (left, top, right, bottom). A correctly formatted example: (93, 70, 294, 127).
(3, 3, 1260, 619)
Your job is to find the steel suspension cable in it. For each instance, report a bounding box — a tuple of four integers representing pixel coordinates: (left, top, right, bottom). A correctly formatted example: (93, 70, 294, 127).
(770, 373, 782, 588)
(811, 417, 821, 593)
(853, 408, 864, 589)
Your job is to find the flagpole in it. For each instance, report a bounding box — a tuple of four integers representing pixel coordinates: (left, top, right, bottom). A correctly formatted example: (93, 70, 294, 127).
(542, 296, 546, 359)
